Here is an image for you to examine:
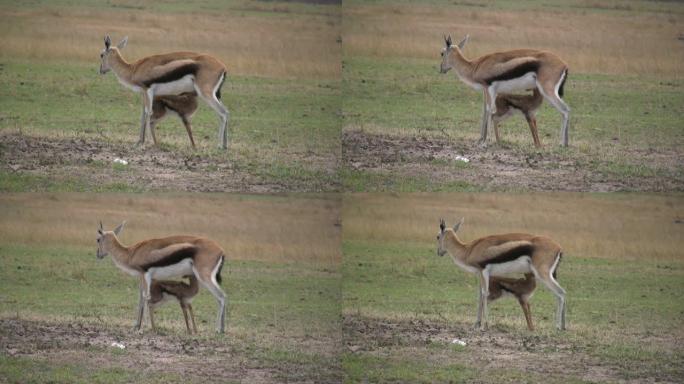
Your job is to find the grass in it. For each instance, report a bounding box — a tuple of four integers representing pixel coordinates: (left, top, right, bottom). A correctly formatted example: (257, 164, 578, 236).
(0, 193, 341, 383)
(341, 193, 684, 382)
(340, 1, 684, 191)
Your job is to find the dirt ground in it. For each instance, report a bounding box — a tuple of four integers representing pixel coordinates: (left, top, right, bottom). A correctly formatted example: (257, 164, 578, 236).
(0, 318, 341, 383)
(0, 133, 339, 193)
(343, 130, 684, 192)
(343, 315, 680, 384)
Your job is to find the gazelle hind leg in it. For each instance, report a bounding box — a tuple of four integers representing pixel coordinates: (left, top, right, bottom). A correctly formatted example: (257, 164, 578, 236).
(195, 74, 229, 149)
(537, 78, 570, 147)
(193, 261, 227, 333)
(188, 304, 198, 334)
(181, 117, 196, 149)
(181, 304, 192, 334)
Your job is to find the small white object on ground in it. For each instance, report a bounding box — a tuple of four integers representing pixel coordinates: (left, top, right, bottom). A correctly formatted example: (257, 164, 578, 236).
(113, 158, 128, 165)
(451, 338, 467, 346)
(110, 342, 126, 349)
(454, 155, 470, 163)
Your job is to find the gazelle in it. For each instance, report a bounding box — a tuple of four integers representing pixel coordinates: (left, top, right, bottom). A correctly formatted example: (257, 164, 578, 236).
(141, 92, 199, 148)
(96, 221, 227, 333)
(99, 35, 230, 149)
(149, 275, 200, 334)
(492, 88, 544, 148)
(436, 218, 566, 330)
(488, 273, 537, 331)
(439, 34, 570, 147)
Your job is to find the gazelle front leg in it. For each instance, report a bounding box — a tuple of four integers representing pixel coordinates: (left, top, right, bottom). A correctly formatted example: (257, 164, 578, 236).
(474, 287, 483, 329)
(142, 88, 156, 147)
(137, 101, 147, 146)
(479, 269, 491, 330)
(134, 277, 145, 331)
(478, 90, 489, 146)
(142, 271, 158, 332)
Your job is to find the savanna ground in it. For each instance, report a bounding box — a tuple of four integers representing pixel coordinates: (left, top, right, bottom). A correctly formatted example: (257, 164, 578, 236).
(341, 0, 684, 192)
(342, 193, 684, 383)
(0, 193, 342, 383)
(0, 0, 341, 193)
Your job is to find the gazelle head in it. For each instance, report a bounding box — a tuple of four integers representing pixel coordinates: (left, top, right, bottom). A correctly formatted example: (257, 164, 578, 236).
(439, 34, 469, 74)
(96, 221, 125, 259)
(99, 35, 128, 74)
(436, 217, 464, 256)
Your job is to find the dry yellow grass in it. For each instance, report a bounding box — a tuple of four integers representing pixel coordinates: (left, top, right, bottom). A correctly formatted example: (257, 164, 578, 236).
(0, 193, 341, 264)
(0, 4, 341, 79)
(343, 2, 684, 76)
(343, 193, 684, 260)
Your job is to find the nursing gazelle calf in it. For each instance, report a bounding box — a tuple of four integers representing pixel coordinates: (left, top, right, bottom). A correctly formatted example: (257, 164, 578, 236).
(96, 221, 227, 333)
(492, 89, 544, 148)
(148, 275, 200, 334)
(99, 35, 230, 149)
(142, 92, 199, 148)
(488, 273, 537, 331)
(436, 218, 566, 330)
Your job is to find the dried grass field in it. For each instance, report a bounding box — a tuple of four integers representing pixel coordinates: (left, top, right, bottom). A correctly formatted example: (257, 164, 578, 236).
(0, 0, 342, 193)
(341, 0, 684, 192)
(0, 193, 342, 383)
(342, 192, 684, 383)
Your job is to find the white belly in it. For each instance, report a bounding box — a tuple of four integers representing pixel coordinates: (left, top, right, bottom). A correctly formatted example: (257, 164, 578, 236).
(151, 75, 196, 96)
(486, 256, 532, 276)
(147, 258, 194, 279)
(492, 72, 537, 93)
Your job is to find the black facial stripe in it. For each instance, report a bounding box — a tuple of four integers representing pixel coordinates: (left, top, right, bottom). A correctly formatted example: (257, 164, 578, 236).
(484, 61, 540, 85)
(140, 246, 198, 271)
(142, 63, 199, 87)
(477, 244, 533, 268)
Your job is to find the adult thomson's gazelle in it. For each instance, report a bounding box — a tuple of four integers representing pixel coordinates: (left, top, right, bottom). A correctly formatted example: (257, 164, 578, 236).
(439, 34, 570, 147)
(436, 218, 566, 330)
(99, 35, 230, 149)
(96, 221, 227, 333)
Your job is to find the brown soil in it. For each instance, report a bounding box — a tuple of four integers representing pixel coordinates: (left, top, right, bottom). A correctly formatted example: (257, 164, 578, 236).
(343, 130, 684, 192)
(0, 318, 341, 383)
(0, 133, 339, 193)
(343, 314, 680, 383)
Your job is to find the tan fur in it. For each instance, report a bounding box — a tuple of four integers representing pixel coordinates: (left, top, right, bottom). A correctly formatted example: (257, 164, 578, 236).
(100, 36, 230, 149)
(440, 35, 570, 146)
(149, 275, 200, 334)
(488, 273, 536, 331)
(493, 89, 544, 147)
(146, 92, 198, 148)
(97, 223, 227, 333)
(437, 218, 566, 331)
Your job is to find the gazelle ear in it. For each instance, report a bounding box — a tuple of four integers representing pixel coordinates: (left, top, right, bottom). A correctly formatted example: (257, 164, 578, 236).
(439, 218, 446, 233)
(445, 34, 452, 48)
(113, 221, 126, 236)
(457, 34, 469, 50)
(104, 35, 111, 49)
(117, 36, 128, 50)
(453, 217, 464, 232)
(99, 221, 104, 230)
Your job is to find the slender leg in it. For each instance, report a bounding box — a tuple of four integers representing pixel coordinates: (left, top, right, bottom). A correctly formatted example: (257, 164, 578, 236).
(526, 114, 541, 148)
(519, 299, 534, 331)
(478, 90, 489, 145)
(181, 303, 192, 334)
(181, 117, 196, 149)
(538, 81, 570, 147)
(474, 288, 483, 329)
(143, 88, 154, 146)
(188, 304, 198, 334)
(540, 275, 567, 330)
(149, 119, 158, 146)
(148, 303, 156, 332)
(137, 102, 147, 146)
(480, 270, 490, 330)
(134, 278, 145, 330)
(493, 118, 501, 144)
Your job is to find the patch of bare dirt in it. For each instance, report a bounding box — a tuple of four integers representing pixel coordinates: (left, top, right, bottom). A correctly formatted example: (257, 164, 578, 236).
(343, 315, 680, 384)
(0, 133, 339, 192)
(0, 318, 341, 383)
(343, 130, 684, 192)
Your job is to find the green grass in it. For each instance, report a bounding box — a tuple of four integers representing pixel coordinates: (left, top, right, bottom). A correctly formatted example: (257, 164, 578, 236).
(0, 59, 341, 191)
(0, 170, 143, 193)
(341, 55, 684, 190)
(342, 239, 684, 382)
(0, 355, 195, 384)
(0, 242, 341, 382)
(341, 168, 479, 192)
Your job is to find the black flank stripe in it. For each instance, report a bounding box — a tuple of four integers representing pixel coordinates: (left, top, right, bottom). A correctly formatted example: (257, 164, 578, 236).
(142, 63, 199, 87)
(485, 61, 540, 85)
(141, 247, 198, 271)
(478, 244, 534, 268)
(215, 72, 226, 100)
